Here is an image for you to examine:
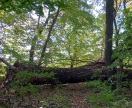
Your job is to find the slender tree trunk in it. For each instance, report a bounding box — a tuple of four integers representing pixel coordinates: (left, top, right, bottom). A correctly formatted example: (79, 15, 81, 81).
(70, 59, 74, 68)
(123, 0, 126, 10)
(113, 14, 119, 47)
(29, 16, 41, 63)
(29, 11, 50, 63)
(119, 0, 126, 71)
(29, 36, 38, 63)
(38, 7, 60, 66)
(104, 0, 114, 66)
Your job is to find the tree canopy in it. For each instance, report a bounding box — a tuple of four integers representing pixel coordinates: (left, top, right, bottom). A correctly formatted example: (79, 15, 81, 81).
(0, 0, 131, 69)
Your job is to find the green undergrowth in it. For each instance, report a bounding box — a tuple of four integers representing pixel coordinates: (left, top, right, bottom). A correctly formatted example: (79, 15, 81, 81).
(1, 69, 132, 108)
(4, 70, 73, 108)
(85, 80, 132, 108)
(10, 70, 56, 97)
(0, 64, 6, 80)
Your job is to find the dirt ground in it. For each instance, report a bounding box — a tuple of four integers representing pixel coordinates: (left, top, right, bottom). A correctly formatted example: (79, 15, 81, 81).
(38, 82, 92, 108)
(0, 76, 92, 108)
(1, 75, 132, 108)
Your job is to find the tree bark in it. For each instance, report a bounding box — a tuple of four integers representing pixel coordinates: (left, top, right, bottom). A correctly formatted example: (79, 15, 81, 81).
(30, 62, 132, 84)
(123, 0, 126, 10)
(1, 60, 132, 88)
(8, 61, 132, 84)
(104, 0, 114, 66)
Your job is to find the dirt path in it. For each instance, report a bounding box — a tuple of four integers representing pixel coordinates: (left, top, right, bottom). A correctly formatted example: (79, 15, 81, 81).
(64, 83, 91, 108)
(39, 82, 91, 108)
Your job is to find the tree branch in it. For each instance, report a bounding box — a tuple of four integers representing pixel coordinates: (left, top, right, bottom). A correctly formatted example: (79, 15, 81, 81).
(0, 57, 15, 69)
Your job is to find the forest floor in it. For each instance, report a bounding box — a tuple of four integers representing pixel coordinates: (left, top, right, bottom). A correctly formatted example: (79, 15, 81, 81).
(0, 74, 132, 108)
(0, 76, 92, 108)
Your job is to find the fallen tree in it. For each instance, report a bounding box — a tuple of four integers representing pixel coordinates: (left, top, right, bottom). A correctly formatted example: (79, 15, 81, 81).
(3, 61, 132, 86)
(30, 62, 132, 85)
(31, 61, 106, 84)
(0, 58, 132, 87)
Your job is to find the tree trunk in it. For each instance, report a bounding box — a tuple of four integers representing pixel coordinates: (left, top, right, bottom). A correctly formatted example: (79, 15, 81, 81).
(38, 7, 60, 66)
(29, 11, 50, 63)
(1, 60, 132, 88)
(31, 62, 132, 84)
(30, 68, 132, 85)
(6, 61, 132, 84)
(104, 0, 114, 66)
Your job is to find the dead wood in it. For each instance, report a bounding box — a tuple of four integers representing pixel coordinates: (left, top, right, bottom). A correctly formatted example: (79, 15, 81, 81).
(1, 61, 132, 87)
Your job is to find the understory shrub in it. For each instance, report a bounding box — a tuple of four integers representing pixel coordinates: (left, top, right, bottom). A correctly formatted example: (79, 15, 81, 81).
(11, 70, 56, 97)
(86, 80, 132, 108)
(0, 64, 7, 75)
(85, 80, 111, 91)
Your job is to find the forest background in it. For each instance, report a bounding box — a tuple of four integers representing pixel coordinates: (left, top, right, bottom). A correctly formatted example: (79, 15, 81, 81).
(0, 0, 132, 107)
(0, 0, 131, 70)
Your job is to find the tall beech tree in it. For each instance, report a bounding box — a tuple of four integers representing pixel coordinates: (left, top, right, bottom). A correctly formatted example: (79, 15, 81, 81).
(104, 0, 114, 66)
